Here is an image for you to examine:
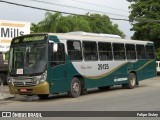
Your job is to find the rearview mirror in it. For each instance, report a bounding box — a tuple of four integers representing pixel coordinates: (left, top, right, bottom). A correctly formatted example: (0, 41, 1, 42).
(53, 44, 58, 52)
(49, 40, 58, 52)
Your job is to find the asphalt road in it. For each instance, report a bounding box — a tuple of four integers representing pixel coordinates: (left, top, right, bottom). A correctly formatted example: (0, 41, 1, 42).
(0, 76, 160, 120)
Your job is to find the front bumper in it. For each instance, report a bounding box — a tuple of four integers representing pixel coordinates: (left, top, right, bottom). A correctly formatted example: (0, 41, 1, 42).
(8, 82, 49, 95)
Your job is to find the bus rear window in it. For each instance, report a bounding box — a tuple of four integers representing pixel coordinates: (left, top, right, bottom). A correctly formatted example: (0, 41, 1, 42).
(146, 45, 154, 59)
(136, 45, 146, 59)
(126, 44, 136, 60)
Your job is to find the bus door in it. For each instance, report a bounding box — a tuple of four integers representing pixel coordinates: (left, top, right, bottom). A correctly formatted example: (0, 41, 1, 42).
(48, 43, 67, 93)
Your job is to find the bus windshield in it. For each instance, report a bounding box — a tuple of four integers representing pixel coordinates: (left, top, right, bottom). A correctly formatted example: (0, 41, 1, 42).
(9, 43, 47, 76)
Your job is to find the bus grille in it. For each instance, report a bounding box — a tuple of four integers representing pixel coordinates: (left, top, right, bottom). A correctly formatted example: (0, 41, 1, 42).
(12, 77, 37, 87)
(13, 81, 37, 87)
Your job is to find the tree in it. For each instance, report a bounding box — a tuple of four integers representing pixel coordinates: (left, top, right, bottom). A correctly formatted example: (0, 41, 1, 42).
(57, 15, 91, 33)
(127, 0, 160, 49)
(36, 12, 61, 32)
(156, 48, 160, 60)
(87, 14, 125, 38)
(30, 23, 40, 33)
(127, 0, 160, 59)
(31, 12, 125, 38)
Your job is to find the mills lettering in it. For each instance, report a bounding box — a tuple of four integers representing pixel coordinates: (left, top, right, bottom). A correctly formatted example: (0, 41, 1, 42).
(1, 27, 24, 38)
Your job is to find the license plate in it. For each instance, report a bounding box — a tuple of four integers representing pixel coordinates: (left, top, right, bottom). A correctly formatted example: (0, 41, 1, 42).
(20, 88, 27, 92)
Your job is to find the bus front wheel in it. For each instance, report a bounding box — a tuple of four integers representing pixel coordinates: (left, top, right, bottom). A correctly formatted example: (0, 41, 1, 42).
(68, 77, 81, 98)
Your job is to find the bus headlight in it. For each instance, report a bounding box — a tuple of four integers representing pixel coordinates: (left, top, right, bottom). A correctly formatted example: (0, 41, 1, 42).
(7, 76, 13, 83)
(34, 71, 47, 84)
(39, 71, 47, 83)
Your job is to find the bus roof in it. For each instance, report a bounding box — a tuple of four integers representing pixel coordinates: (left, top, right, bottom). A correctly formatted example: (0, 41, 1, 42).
(46, 32, 153, 45)
(14, 32, 153, 45)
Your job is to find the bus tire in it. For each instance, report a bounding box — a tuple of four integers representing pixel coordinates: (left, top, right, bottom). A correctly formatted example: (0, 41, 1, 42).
(68, 77, 81, 98)
(0, 73, 7, 85)
(38, 94, 49, 99)
(126, 73, 136, 89)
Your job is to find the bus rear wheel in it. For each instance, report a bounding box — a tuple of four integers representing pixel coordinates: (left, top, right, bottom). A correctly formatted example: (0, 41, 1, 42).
(68, 77, 81, 98)
(126, 73, 136, 89)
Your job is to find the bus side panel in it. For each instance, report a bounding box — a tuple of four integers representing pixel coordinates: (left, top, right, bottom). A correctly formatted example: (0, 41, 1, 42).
(48, 59, 156, 94)
(48, 64, 69, 93)
(135, 60, 157, 81)
(83, 62, 130, 89)
(48, 60, 85, 94)
(82, 60, 156, 89)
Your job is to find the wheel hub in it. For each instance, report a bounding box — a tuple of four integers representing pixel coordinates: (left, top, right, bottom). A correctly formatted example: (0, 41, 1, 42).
(73, 82, 79, 93)
(130, 76, 136, 86)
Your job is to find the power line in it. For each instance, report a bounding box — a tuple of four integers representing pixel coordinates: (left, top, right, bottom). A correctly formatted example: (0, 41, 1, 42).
(27, 0, 128, 18)
(0, 0, 129, 21)
(70, 0, 129, 13)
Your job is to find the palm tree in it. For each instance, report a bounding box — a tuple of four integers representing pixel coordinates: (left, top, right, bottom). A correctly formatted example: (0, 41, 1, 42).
(38, 12, 62, 32)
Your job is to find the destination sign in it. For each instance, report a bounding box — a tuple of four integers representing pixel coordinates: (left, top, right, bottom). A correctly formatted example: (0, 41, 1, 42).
(12, 35, 47, 43)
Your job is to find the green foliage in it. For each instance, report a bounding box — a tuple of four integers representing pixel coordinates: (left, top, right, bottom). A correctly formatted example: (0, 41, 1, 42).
(156, 48, 160, 60)
(31, 12, 125, 38)
(127, 0, 160, 59)
(127, 0, 160, 47)
(30, 23, 39, 33)
(3, 51, 9, 61)
(87, 14, 125, 38)
(57, 16, 91, 32)
(38, 12, 62, 32)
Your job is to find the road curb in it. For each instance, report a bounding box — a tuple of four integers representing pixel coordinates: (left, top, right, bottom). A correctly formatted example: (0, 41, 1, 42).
(0, 93, 14, 100)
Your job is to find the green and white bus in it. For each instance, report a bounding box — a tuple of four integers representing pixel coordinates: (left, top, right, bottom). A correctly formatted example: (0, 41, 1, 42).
(8, 32, 157, 98)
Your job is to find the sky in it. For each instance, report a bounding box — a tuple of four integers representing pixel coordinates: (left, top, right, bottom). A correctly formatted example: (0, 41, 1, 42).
(0, 0, 134, 39)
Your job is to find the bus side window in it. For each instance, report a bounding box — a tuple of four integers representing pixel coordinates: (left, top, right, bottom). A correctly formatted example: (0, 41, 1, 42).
(50, 43, 66, 67)
(136, 45, 146, 59)
(126, 44, 136, 60)
(113, 43, 126, 60)
(67, 40, 82, 61)
(145, 45, 154, 59)
(98, 42, 113, 61)
(83, 41, 98, 61)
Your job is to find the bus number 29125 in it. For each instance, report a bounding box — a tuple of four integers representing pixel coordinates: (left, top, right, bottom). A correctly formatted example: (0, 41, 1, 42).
(98, 64, 109, 70)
